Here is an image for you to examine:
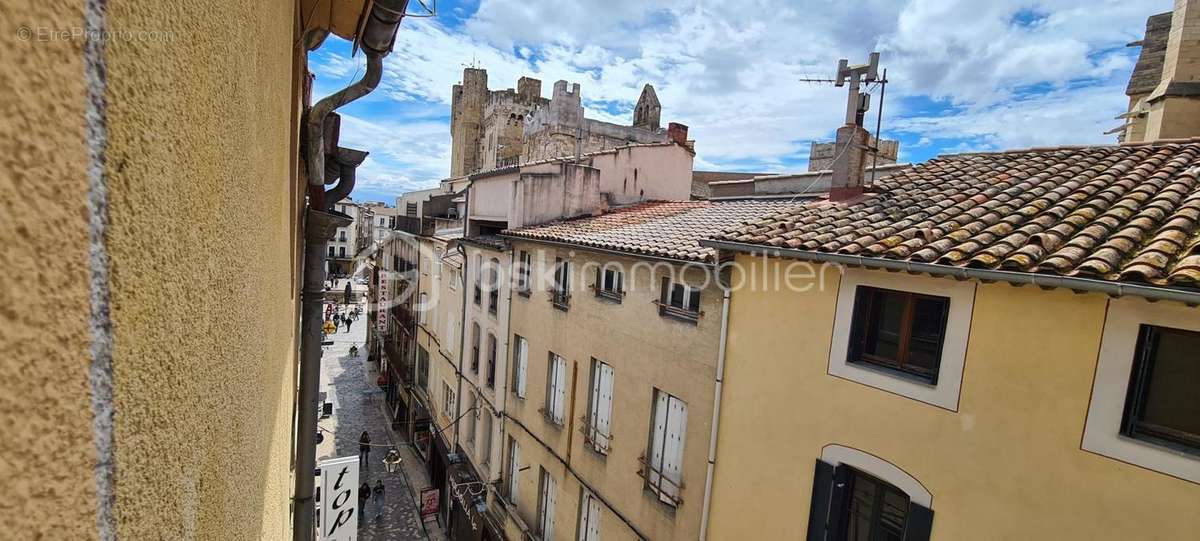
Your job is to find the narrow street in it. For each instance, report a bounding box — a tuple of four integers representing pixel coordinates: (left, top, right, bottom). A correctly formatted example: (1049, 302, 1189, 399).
(316, 301, 444, 540)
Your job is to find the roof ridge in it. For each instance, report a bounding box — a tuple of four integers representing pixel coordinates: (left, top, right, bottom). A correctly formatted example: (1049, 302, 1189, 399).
(938, 137, 1200, 159)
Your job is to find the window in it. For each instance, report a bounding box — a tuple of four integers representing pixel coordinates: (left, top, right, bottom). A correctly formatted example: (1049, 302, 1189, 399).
(406, 202, 417, 216)
(512, 335, 528, 398)
(379, 217, 386, 226)
(658, 277, 700, 323)
(545, 353, 567, 425)
(481, 409, 493, 467)
(643, 389, 686, 505)
(488, 258, 500, 315)
(806, 457, 933, 541)
(473, 255, 482, 305)
(327, 246, 335, 258)
(537, 467, 557, 540)
(466, 393, 477, 445)
(517, 251, 533, 296)
(506, 437, 520, 503)
(339, 231, 347, 242)
(338, 246, 347, 258)
(586, 359, 614, 454)
(594, 266, 624, 302)
(418, 293, 428, 326)
(416, 346, 429, 390)
(471, 322, 480, 374)
(848, 286, 950, 384)
(443, 381, 456, 418)
(552, 258, 571, 310)
(486, 333, 497, 389)
(443, 312, 455, 354)
(1122, 325, 1200, 453)
(577, 490, 602, 541)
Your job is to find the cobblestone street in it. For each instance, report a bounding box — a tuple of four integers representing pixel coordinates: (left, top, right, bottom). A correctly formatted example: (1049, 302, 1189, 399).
(316, 301, 444, 541)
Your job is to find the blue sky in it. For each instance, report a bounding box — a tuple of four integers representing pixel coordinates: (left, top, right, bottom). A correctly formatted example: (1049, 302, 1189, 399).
(310, 0, 1163, 204)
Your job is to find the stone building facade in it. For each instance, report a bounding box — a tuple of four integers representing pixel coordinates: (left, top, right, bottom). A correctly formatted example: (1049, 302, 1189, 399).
(808, 136, 899, 171)
(450, 67, 672, 176)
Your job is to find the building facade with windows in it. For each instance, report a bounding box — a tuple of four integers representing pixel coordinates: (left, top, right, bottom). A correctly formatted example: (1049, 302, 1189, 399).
(702, 141, 1200, 540)
(496, 199, 794, 540)
(327, 199, 360, 277)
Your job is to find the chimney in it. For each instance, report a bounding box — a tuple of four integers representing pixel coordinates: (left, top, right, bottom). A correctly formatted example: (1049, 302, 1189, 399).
(829, 53, 879, 202)
(1143, 0, 1200, 140)
(667, 122, 689, 145)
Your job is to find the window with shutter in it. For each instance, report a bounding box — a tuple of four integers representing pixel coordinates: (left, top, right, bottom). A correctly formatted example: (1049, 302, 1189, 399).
(644, 389, 686, 505)
(806, 461, 933, 541)
(506, 437, 520, 504)
(546, 353, 566, 425)
(588, 360, 615, 454)
(513, 335, 528, 398)
(658, 277, 701, 323)
(577, 490, 602, 541)
(538, 468, 557, 540)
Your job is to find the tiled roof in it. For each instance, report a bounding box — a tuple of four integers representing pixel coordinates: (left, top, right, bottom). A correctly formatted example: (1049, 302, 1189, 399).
(716, 141, 1200, 288)
(505, 200, 801, 262)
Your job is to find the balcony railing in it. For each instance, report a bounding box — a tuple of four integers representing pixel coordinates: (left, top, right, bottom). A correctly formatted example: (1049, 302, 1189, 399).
(638, 455, 684, 506)
(394, 215, 422, 235)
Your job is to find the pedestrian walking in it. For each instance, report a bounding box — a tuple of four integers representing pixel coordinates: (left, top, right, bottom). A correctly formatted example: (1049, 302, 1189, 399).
(372, 480, 385, 520)
(352, 484, 367, 527)
(344, 314, 352, 332)
(358, 431, 371, 470)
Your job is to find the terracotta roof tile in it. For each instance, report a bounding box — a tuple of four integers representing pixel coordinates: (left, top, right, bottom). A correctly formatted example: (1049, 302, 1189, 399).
(504, 200, 801, 263)
(715, 141, 1200, 288)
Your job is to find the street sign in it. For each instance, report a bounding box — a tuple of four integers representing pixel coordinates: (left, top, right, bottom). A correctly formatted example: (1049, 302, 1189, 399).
(420, 487, 439, 518)
(376, 273, 390, 336)
(318, 456, 360, 541)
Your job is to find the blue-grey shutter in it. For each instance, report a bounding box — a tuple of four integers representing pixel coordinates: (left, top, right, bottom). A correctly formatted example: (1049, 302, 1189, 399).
(807, 459, 848, 541)
(903, 501, 934, 541)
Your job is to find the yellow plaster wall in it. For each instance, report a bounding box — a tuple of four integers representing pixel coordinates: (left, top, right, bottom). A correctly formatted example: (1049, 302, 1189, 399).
(101, 1, 303, 539)
(505, 242, 721, 540)
(707, 255, 1200, 540)
(0, 1, 98, 537)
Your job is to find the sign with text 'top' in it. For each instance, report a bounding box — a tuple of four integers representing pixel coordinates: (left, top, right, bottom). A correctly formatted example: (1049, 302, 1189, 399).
(319, 455, 359, 541)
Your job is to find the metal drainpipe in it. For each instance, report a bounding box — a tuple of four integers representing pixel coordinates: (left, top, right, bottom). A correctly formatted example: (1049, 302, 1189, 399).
(305, 51, 383, 194)
(699, 282, 732, 541)
(293, 206, 351, 541)
(453, 182, 472, 451)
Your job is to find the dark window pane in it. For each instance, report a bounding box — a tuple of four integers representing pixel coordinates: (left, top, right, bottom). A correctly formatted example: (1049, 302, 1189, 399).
(864, 290, 904, 362)
(670, 284, 685, 307)
(879, 488, 908, 540)
(842, 469, 909, 541)
(906, 296, 948, 374)
(1137, 327, 1200, 445)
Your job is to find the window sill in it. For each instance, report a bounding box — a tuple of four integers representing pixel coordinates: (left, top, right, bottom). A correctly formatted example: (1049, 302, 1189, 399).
(517, 289, 531, 299)
(657, 303, 700, 325)
(595, 290, 624, 304)
(846, 357, 938, 387)
(538, 408, 565, 429)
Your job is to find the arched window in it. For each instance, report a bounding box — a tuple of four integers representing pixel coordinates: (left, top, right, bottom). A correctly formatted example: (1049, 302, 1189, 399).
(471, 322, 481, 373)
(807, 445, 933, 541)
(486, 333, 497, 389)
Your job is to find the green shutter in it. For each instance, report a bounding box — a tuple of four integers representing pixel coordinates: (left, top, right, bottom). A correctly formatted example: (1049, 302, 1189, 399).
(903, 501, 934, 541)
(806, 460, 836, 541)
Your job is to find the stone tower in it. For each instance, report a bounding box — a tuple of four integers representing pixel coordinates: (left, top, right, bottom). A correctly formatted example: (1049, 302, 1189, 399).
(633, 84, 661, 132)
(450, 67, 487, 177)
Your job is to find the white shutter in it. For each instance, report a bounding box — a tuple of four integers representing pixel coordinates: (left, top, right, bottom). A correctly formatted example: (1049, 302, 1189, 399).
(594, 364, 614, 453)
(543, 473, 558, 540)
(552, 356, 567, 423)
(649, 391, 668, 491)
(660, 396, 687, 503)
(578, 492, 601, 541)
(516, 337, 528, 398)
(508, 439, 520, 503)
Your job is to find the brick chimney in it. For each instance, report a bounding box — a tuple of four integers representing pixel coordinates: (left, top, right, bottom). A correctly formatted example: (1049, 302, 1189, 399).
(828, 124, 870, 201)
(1143, 0, 1200, 140)
(667, 122, 689, 145)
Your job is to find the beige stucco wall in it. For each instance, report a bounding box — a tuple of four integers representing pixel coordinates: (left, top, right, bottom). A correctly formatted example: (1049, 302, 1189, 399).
(590, 144, 694, 205)
(707, 255, 1200, 540)
(2, 0, 306, 538)
(0, 1, 99, 537)
(504, 242, 721, 540)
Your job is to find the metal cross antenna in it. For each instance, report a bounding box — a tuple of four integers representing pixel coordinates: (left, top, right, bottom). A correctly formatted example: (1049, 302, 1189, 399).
(836, 52, 879, 126)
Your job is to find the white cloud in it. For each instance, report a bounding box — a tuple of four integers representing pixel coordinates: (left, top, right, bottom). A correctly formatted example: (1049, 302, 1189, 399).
(313, 0, 1165, 198)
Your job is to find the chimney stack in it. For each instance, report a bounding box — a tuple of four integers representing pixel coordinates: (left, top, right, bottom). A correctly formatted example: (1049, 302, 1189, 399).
(668, 122, 689, 145)
(829, 53, 879, 202)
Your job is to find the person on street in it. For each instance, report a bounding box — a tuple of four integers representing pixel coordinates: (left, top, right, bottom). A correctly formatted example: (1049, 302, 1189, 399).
(383, 447, 401, 473)
(358, 431, 371, 470)
(372, 480, 385, 520)
(358, 481, 370, 528)
(344, 314, 352, 332)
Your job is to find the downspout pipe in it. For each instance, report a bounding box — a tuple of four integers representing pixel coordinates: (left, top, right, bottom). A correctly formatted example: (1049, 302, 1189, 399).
(305, 51, 384, 196)
(699, 239, 1200, 306)
(699, 281, 732, 540)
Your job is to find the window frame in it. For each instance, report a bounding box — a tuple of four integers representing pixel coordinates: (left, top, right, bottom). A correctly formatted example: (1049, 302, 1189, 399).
(512, 334, 528, 399)
(544, 353, 567, 426)
(537, 467, 557, 540)
(517, 251, 533, 297)
(551, 257, 571, 311)
(658, 277, 701, 324)
(506, 436, 520, 504)
(847, 285, 950, 385)
(585, 359, 615, 455)
(594, 265, 625, 303)
(1120, 324, 1200, 455)
(470, 322, 481, 374)
(642, 388, 687, 506)
(486, 333, 498, 389)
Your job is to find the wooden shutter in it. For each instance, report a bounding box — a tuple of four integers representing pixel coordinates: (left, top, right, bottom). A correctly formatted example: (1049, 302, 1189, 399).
(579, 492, 602, 541)
(507, 439, 520, 502)
(649, 391, 668, 490)
(545, 474, 558, 539)
(595, 363, 614, 452)
(659, 276, 670, 305)
(661, 396, 687, 502)
(515, 337, 528, 398)
(806, 460, 835, 541)
(594, 267, 602, 295)
(687, 287, 700, 311)
(903, 501, 934, 541)
(552, 356, 567, 423)
(824, 464, 852, 540)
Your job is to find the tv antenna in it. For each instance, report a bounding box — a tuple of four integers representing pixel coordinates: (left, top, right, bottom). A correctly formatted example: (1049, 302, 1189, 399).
(800, 53, 890, 186)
